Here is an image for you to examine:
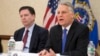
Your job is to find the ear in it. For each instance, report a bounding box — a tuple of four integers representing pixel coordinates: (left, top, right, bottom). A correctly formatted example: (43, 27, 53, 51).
(32, 14, 35, 17)
(70, 13, 74, 18)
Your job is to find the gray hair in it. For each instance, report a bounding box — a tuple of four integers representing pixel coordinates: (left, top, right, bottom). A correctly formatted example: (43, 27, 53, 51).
(58, 2, 74, 13)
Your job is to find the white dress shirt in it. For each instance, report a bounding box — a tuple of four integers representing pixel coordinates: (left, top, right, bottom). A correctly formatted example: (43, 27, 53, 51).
(62, 24, 72, 34)
(22, 24, 35, 53)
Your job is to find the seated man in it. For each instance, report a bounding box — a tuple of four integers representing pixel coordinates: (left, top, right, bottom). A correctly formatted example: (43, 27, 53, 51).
(39, 2, 89, 56)
(14, 6, 48, 53)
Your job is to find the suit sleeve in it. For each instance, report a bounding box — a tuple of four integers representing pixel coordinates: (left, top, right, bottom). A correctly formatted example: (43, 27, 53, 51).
(45, 26, 56, 52)
(37, 29, 49, 52)
(13, 30, 19, 41)
(63, 26, 89, 56)
(45, 32, 52, 51)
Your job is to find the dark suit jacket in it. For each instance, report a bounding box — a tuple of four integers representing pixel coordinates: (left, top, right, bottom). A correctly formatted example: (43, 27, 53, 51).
(0, 38, 2, 53)
(45, 20, 89, 56)
(14, 24, 48, 53)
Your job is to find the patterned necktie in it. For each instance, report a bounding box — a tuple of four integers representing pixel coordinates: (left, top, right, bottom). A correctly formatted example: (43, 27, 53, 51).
(23, 30, 29, 47)
(62, 28, 67, 53)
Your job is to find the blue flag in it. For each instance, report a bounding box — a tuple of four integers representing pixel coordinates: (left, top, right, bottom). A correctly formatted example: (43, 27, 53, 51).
(72, 0, 99, 48)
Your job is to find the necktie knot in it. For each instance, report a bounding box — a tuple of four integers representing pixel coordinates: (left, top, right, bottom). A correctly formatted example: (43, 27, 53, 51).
(26, 30, 29, 33)
(63, 28, 67, 34)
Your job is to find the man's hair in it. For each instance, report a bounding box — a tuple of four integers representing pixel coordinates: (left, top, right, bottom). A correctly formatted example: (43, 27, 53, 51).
(58, 2, 74, 13)
(19, 6, 35, 15)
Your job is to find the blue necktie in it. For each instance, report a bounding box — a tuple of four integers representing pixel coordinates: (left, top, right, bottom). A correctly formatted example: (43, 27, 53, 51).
(62, 28, 67, 53)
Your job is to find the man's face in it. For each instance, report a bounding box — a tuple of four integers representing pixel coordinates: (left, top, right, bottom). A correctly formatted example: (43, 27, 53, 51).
(19, 9, 35, 27)
(56, 4, 74, 27)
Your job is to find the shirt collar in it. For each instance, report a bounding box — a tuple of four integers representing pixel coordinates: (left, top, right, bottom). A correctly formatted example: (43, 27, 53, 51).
(62, 24, 72, 31)
(25, 23, 35, 33)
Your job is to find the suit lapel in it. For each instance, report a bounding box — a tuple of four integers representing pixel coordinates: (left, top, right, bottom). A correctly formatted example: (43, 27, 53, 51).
(56, 25, 62, 52)
(65, 21, 77, 49)
(57, 25, 62, 41)
(29, 24, 38, 51)
(18, 28, 25, 41)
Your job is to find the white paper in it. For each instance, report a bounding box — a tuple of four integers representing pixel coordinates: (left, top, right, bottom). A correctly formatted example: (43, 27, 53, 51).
(15, 41, 24, 51)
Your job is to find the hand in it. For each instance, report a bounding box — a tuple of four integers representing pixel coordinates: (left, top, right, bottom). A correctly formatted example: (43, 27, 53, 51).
(48, 49, 56, 56)
(44, 49, 56, 56)
(39, 49, 48, 56)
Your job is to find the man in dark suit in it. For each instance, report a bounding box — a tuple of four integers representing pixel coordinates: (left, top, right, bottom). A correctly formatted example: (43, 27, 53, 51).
(14, 6, 48, 53)
(39, 2, 89, 56)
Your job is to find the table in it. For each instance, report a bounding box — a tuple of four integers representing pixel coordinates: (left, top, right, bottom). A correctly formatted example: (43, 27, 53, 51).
(0, 52, 61, 56)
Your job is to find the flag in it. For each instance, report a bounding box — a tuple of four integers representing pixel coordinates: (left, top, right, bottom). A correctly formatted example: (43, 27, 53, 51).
(43, 0, 60, 30)
(72, 0, 99, 48)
